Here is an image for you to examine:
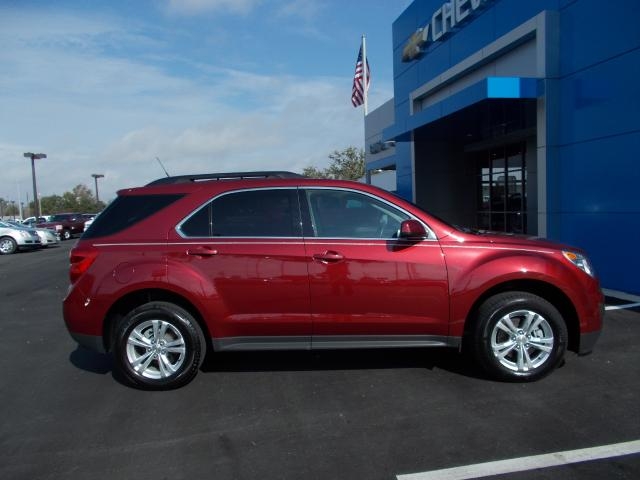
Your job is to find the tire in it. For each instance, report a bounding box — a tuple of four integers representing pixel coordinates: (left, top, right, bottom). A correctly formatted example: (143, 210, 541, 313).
(114, 301, 206, 389)
(471, 292, 567, 382)
(61, 229, 72, 241)
(0, 236, 18, 255)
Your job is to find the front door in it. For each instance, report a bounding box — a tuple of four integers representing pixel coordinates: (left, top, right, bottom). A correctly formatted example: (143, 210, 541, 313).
(300, 188, 450, 348)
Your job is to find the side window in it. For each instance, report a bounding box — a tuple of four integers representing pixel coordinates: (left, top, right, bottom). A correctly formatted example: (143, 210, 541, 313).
(180, 189, 301, 237)
(304, 189, 410, 238)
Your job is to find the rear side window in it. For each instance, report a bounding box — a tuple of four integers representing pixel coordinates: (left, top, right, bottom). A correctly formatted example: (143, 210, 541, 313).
(179, 189, 301, 237)
(82, 194, 184, 238)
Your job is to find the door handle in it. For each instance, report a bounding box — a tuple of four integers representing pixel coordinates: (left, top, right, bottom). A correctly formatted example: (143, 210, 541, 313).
(312, 250, 344, 263)
(186, 246, 218, 257)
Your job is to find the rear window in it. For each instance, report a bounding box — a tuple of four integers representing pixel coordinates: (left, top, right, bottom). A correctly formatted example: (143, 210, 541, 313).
(82, 194, 184, 238)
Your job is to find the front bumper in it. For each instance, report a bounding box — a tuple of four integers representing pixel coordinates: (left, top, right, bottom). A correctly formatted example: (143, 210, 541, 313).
(69, 331, 106, 353)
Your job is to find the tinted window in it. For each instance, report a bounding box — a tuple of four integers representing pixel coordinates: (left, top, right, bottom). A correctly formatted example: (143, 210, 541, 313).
(180, 189, 300, 237)
(304, 189, 410, 238)
(51, 214, 72, 222)
(83, 194, 184, 238)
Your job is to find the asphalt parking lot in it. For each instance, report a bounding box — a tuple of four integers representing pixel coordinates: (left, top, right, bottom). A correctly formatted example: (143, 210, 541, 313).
(1, 242, 639, 480)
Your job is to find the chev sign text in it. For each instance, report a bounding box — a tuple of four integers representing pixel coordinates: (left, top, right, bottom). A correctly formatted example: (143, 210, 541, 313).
(402, 0, 493, 62)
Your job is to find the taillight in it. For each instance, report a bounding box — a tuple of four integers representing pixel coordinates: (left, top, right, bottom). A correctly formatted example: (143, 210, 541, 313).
(69, 247, 98, 283)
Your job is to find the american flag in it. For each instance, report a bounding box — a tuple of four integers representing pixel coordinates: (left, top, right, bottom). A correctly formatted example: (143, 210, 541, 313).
(351, 44, 370, 107)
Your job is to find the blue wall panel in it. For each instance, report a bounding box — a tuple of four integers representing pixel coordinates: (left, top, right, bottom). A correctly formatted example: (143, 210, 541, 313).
(547, 212, 640, 294)
(386, 0, 640, 293)
(547, 131, 640, 293)
(550, 131, 640, 214)
(558, 48, 640, 146)
(559, 0, 640, 77)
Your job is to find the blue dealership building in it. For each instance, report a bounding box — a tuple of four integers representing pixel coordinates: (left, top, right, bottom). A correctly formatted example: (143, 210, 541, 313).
(365, 0, 640, 294)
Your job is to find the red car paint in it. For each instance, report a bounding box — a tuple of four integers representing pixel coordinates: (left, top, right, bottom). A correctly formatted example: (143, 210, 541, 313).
(63, 175, 603, 379)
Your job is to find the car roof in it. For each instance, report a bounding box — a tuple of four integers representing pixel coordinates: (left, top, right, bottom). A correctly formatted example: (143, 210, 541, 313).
(117, 172, 375, 195)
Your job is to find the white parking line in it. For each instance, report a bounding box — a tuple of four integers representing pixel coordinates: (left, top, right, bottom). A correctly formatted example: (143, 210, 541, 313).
(603, 289, 640, 302)
(606, 303, 640, 311)
(603, 289, 640, 311)
(396, 439, 640, 480)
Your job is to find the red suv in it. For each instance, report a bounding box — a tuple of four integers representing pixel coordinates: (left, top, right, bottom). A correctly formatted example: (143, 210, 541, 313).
(63, 172, 603, 389)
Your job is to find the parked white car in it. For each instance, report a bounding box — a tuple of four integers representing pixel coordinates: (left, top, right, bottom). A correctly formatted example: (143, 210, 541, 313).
(21, 216, 51, 227)
(6, 220, 58, 248)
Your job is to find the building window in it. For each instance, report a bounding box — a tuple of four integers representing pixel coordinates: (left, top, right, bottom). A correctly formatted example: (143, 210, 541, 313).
(477, 143, 526, 233)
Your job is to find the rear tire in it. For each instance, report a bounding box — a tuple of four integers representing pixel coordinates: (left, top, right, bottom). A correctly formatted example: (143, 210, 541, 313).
(61, 229, 72, 240)
(114, 301, 206, 389)
(471, 292, 567, 382)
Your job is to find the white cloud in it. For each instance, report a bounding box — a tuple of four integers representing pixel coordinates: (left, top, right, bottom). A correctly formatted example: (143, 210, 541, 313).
(0, 5, 392, 205)
(277, 0, 325, 21)
(165, 0, 262, 16)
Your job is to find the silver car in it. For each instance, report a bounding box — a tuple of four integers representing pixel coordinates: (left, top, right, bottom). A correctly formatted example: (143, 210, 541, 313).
(6, 220, 58, 248)
(0, 221, 42, 254)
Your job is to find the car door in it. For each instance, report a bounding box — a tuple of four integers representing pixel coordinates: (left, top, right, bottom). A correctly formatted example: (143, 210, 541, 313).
(300, 187, 450, 348)
(169, 187, 312, 351)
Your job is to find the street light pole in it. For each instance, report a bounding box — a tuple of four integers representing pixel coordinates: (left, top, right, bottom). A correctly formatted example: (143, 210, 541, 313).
(23, 152, 46, 218)
(91, 174, 105, 203)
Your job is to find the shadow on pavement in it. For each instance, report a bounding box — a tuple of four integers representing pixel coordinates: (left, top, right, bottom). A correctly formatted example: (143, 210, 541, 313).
(69, 346, 113, 375)
(201, 347, 488, 380)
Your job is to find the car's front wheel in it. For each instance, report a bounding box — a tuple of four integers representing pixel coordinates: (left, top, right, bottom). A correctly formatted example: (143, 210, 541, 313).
(0, 236, 17, 255)
(114, 301, 206, 389)
(61, 229, 72, 240)
(471, 292, 567, 382)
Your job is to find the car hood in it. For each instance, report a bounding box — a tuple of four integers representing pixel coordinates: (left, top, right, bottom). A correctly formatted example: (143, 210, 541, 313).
(441, 229, 582, 253)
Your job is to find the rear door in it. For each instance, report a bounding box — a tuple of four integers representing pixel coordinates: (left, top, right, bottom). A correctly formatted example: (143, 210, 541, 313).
(168, 187, 311, 351)
(300, 188, 450, 348)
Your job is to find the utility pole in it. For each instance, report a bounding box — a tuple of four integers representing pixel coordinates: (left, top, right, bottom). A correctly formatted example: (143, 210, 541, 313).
(91, 174, 105, 203)
(23, 152, 46, 218)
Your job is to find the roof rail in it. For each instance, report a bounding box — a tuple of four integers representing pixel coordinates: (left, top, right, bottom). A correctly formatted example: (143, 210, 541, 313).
(146, 171, 304, 186)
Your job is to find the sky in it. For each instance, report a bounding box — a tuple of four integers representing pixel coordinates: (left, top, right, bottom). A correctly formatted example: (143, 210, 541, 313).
(0, 0, 412, 206)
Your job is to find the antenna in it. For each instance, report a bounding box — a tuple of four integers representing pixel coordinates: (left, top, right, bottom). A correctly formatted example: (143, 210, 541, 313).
(155, 157, 170, 177)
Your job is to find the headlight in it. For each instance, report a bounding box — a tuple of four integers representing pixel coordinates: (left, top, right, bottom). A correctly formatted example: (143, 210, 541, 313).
(563, 251, 595, 277)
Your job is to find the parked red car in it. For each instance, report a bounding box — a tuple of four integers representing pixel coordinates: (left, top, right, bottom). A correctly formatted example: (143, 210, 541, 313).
(39, 213, 86, 240)
(63, 172, 603, 389)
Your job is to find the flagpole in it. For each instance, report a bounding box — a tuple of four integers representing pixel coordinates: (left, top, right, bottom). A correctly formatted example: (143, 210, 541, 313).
(362, 34, 368, 116)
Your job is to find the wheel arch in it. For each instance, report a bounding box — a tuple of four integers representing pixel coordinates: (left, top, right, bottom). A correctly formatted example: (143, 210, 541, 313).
(463, 279, 580, 353)
(103, 288, 211, 353)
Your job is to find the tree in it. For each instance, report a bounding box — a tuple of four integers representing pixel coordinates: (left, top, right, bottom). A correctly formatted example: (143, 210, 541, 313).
(38, 184, 105, 215)
(303, 147, 365, 180)
(0, 198, 19, 217)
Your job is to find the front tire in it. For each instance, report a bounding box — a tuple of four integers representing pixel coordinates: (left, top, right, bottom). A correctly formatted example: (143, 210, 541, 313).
(61, 229, 72, 240)
(471, 292, 567, 382)
(0, 237, 17, 255)
(114, 301, 206, 389)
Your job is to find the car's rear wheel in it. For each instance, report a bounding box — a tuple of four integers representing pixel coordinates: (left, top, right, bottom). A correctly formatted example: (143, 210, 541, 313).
(471, 292, 567, 382)
(114, 301, 206, 389)
(0, 237, 17, 255)
(61, 229, 72, 240)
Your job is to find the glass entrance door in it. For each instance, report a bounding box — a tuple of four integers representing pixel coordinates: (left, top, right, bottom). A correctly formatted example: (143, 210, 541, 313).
(477, 143, 527, 233)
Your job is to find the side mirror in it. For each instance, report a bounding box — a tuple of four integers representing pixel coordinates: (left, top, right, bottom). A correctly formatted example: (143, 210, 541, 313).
(399, 219, 428, 241)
